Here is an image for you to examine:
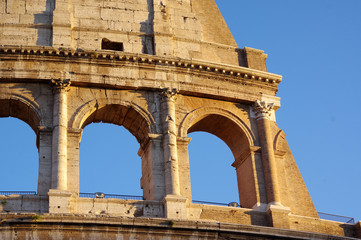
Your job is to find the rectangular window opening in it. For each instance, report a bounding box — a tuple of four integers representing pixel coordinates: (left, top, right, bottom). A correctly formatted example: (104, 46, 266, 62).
(101, 38, 124, 51)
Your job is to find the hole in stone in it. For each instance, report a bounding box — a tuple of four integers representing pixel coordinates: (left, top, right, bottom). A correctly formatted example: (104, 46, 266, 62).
(101, 38, 124, 51)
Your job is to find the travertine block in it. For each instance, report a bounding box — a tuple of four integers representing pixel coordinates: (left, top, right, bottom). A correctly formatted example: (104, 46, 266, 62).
(113, 21, 132, 32)
(101, 8, 132, 21)
(163, 195, 187, 220)
(74, 5, 100, 19)
(53, 11, 71, 25)
(79, 18, 107, 29)
(48, 190, 72, 214)
(103, 1, 125, 9)
(0, 13, 20, 24)
(6, 1, 25, 14)
(25, 0, 49, 13)
(0, 2, 5, 13)
(19, 14, 35, 24)
(132, 10, 149, 22)
(267, 204, 291, 229)
(124, 3, 148, 12)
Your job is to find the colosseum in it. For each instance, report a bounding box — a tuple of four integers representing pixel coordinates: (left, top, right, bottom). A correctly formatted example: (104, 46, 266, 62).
(0, 0, 360, 239)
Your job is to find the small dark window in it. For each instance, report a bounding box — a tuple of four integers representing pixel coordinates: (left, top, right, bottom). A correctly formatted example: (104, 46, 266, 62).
(101, 38, 124, 51)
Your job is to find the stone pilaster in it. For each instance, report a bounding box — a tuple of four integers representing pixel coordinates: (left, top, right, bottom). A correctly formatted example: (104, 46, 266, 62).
(177, 137, 192, 201)
(160, 88, 187, 219)
(37, 126, 53, 196)
(50, 79, 70, 191)
(160, 88, 181, 196)
(232, 145, 267, 210)
(67, 128, 83, 193)
(139, 133, 165, 201)
(254, 100, 281, 206)
(52, 0, 72, 47)
(255, 100, 291, 228)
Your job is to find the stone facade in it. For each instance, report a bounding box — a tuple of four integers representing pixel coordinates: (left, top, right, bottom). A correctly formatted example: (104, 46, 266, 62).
(0, 0, 360, 239)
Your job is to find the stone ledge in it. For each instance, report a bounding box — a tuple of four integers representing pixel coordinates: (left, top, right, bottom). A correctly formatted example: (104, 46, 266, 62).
(0, 213, 358, 239)
(0, 45, 282, 85)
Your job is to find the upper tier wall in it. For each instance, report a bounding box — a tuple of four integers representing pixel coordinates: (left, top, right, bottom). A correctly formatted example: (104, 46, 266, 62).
(0, 0, 267, 70)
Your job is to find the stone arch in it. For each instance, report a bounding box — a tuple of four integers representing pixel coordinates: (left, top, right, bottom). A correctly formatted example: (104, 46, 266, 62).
(179, 107, 263, 208)
(274, 130, 287, 153)
(71, 98, 156, 144)
(179, 107, 255, 160)
(0, 94, 42, 133)
(0, 94, 45, 194)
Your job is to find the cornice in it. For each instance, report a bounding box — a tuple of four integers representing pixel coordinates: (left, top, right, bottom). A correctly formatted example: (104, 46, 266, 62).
(0, 45, 282, 87)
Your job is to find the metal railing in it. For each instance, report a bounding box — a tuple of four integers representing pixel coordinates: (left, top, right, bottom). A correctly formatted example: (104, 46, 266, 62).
(0, 191, 37, 195)
(79, 192, 143, 200)
(193, 200, 355, 224)
(192, 200, 233, 207)
(318, 212, 355, 224)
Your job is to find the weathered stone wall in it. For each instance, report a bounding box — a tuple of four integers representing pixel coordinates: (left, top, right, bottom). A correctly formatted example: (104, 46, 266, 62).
(0, 0, 270, 69)
(0, 0, 245, 66)
(0, 0, 54, 46)
(0, 46, 358, 238)
(0, 214, 357, 240)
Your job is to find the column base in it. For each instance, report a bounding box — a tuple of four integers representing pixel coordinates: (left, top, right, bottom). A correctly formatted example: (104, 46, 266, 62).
(163, 194, 187, 220)
(48, 189, 72, 214)
(266, 203, 291, 229)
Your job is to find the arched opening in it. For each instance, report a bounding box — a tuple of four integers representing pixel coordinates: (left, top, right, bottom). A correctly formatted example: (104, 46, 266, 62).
(78, 104, 151, 199)
(0, 117, 38, 193)
(188, 131, 238, 204)
(0, 99, 40, 134)
(186, 113, 253, 208)
(0, 99, 40, 194)
(81, 104, 149, 144)
(188, 114, 250, 159)
(79, 123, 142, 197)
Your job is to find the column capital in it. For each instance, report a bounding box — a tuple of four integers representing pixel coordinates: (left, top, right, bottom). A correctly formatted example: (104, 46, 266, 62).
(254, 100, 274, 120)
(161, 88, 178, 101)
(50, 79, 71, 93)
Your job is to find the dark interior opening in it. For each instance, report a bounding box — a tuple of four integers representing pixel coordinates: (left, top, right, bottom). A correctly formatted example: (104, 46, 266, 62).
(101, 38, 124, 51)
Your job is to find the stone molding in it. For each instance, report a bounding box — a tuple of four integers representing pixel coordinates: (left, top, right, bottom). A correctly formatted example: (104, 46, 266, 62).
(0, 46, 282, 85)
(0, 213, 355, 240)
(232, 145, 262, 169)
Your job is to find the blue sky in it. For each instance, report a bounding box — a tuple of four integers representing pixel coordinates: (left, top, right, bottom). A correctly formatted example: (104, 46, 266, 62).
(0, 0, 360, 223)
